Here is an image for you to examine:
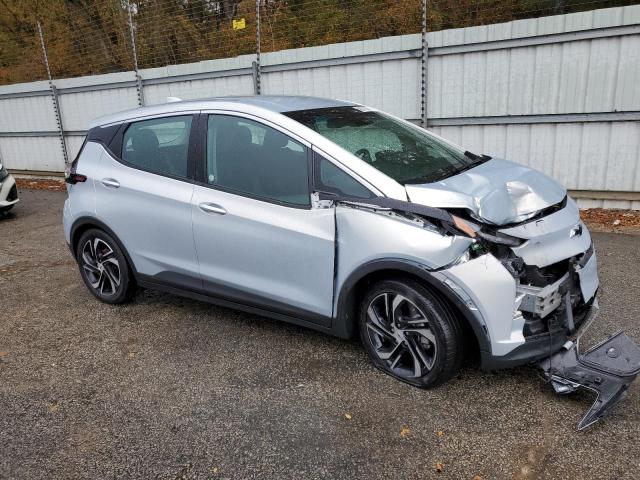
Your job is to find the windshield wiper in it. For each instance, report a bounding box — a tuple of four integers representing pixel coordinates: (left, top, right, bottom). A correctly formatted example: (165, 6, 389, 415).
(455, 159, 487, 174)
(452, 152, 491, 174)
(402, 165, 460, 184)
(401, 153, 492, 185)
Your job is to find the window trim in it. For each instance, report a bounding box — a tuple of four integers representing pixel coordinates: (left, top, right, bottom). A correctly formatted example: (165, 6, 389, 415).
(82, 123, 121, 164)
(197, 112, 314, 210)
(105, 112, 200, 184)
(71, 135, 89, 170)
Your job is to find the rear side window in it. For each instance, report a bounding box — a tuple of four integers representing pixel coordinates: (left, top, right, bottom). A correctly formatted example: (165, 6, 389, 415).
(206, 115, 310, 207)
(314, 152, 374, 199)
(122, 116, 192, 179)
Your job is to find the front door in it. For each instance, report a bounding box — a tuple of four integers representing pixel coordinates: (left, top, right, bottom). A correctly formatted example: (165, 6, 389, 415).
(191, 113, 335, 324)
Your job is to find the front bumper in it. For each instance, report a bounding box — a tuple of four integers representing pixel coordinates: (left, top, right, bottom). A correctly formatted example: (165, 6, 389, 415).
(439, 196, 600, 369)
(0, 174, 19, 208)
(440, 243, 599, 369)
(481, 298, 598, 370)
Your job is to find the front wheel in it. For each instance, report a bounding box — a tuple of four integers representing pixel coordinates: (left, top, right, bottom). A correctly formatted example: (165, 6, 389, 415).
(76, 229, 134, 304)
(359, 278, 464, 388)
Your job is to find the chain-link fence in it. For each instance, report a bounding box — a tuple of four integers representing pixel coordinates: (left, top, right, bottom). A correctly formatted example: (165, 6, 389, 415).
(257, 0, 423, 54)
(2, 0, 639, 86)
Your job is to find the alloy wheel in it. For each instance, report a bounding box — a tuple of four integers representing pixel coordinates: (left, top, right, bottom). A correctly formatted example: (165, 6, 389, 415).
(365, 292, 438, 379)
(81, 237, 121, 296)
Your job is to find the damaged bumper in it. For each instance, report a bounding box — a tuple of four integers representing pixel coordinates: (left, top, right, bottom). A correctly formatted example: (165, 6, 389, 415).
(440, 245, 599, 369)
(437, 198, 640, 428)
(480, 299, 599, 370)
(540, 330, 640, 430)
(440, 198, 601, 369)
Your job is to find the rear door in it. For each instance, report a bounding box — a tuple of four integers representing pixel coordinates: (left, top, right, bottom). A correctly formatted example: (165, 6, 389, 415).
(94, 113, 200, 287)
(191, 113, 335, 323)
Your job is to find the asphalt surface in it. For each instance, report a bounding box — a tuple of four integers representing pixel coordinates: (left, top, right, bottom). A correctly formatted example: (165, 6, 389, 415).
(1, 189, 639, 479)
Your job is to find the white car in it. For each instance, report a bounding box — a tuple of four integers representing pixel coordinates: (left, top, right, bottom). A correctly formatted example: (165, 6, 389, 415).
(0, 162, 19, 214)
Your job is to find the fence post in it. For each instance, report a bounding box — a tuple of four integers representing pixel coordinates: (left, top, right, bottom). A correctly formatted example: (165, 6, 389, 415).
(37, 21, 69, 166)
(421, 0, 428, 128)
(255, 0, 262, 95)
(126, 0, 144, 106)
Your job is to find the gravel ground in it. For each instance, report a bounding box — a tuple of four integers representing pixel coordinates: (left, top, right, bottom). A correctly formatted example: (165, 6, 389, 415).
(1, 189, 639, 479)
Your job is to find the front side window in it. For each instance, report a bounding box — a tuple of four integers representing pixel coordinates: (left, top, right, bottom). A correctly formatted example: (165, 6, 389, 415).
(284, 106, 487, 185)
(122, 115, 192, 178)
(207, 115, 310, 207)
(314, 152, 374, 199)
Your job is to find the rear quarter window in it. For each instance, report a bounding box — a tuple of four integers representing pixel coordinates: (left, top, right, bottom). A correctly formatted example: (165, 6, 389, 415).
(71, 124, 121, 170)
(121, 116, 193, 179)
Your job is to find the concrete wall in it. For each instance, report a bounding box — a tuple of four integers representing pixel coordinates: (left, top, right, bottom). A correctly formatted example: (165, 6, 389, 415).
(1, 5, 639, 208)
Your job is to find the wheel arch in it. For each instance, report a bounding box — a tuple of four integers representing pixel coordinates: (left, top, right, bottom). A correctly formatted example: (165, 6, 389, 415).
(70, 216, 138, 276)
(334, 259, 491, 359)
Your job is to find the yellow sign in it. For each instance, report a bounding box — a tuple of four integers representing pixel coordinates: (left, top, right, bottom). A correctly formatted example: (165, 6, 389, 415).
(232, 18, 246, 30)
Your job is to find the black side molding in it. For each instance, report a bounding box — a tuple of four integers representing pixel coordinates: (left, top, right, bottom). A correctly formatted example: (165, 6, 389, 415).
(334, 195, 454, 224)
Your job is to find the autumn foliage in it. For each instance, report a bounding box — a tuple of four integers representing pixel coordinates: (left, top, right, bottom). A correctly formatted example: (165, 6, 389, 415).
(0, 0, 636, 85)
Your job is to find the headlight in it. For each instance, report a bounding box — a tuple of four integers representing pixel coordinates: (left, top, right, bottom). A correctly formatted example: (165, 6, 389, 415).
(450, 215, 523, 247)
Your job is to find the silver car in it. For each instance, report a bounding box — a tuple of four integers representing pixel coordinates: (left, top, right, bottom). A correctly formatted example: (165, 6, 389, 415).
(63, 96, 599, 389)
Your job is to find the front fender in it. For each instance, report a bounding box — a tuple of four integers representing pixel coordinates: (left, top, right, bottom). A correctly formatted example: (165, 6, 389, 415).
(333, 257, 492, 357)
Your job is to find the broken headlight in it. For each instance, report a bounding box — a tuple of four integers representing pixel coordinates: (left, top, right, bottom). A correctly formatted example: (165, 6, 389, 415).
(449, 215, 524, 247)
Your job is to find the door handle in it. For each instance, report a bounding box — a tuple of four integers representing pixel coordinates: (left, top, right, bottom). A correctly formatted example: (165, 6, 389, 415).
(199, 202, 227, 215)
(101, 178, 120, 189)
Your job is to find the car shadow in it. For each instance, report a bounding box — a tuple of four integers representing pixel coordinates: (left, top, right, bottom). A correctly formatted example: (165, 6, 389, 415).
(0, 210, 17, 221)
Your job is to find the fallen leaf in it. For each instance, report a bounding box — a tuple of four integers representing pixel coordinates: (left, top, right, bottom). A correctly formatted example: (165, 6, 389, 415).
(435, 462, 444, 473)
(0, 351, 7, 358)
(210, 466, 219, 474)
(48, 402, 59, 413)
(473, 476, 482, 480)
(127, 352, 137, 358)
(437, 430, 444, 437)
(344, 413, 352, 420)
(399, 426, 410, 437)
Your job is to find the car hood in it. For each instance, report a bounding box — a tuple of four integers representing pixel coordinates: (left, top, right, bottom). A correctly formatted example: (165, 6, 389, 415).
(404, 158, 567, 226)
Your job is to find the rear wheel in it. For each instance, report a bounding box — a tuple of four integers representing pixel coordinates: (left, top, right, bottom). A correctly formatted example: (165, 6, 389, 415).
(359, 278, 464, 388)
(76, 229, 134, 304)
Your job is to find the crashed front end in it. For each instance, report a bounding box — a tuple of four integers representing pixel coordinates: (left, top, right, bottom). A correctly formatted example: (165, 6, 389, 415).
(433, 196, 597, 366)
(418, 195, 639, 430)
(333, 151, 638, 428)
(402, 158, 601, 363)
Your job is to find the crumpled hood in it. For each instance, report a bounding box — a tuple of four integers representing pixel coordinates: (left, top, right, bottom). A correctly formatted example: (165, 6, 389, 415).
(404, 158, 566, 226)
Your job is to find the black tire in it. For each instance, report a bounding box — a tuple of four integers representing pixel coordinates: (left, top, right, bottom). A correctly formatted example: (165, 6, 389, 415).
(359, 278, 464, 388)
(76, 228, 135, 304)
(0, 205, 14, 215)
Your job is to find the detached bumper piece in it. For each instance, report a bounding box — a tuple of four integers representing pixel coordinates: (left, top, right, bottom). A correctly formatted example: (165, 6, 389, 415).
(539, 332, 640, 430)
